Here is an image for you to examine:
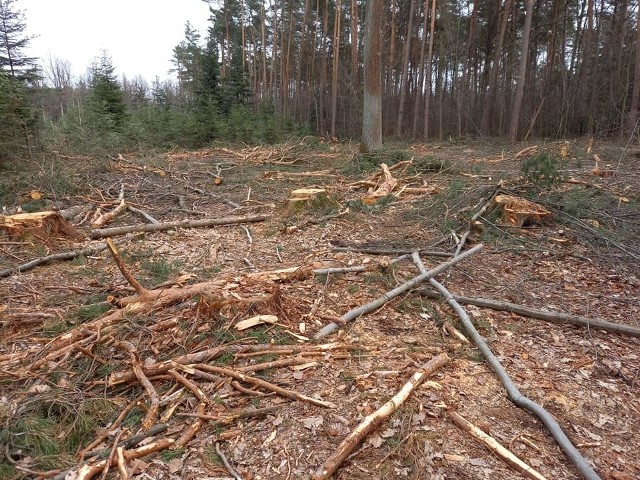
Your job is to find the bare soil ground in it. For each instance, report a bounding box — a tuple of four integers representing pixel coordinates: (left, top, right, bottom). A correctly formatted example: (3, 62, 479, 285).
(1, 138, 639, 480)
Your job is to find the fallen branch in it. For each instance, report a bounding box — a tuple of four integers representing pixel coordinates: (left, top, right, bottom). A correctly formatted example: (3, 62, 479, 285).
(193, 364, 336, 408)
(417, 253, 600, 480)
(418, 290, 640, 338)
(127, 205, 159, 224)
(311, 353, 449, 479)
(216, 442, 244, 480)
(0, 243, 112, 278)
(119, 341, 159, 430)
(106, 238, 149, 296)
(314, 244, 483, 339)
(108, 343, 342, 386)
(90, 214, 268, 239)
(448, 410, 548, 480)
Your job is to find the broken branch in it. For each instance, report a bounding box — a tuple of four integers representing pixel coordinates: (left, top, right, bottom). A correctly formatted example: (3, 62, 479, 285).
(311, 353, 449, 479)
(448, 410, 548, 480)
(90, 214, 268, 239)
(314, 244, 483, 339)
(419, 290, 640, 338)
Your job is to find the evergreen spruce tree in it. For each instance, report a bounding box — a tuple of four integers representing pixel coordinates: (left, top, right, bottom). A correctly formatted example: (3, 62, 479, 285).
(89, 51, 127, 131)
(0, 0, 39, 158)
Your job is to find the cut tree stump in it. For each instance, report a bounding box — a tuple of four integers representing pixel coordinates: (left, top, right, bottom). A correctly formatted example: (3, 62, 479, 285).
(493, 194, 551, 227)
(0, 211, 78, 240)
(288, 188, 328, 203)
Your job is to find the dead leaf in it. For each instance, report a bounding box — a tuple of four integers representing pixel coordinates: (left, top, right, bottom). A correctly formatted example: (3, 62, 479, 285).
(380, 428, 396, 438)
(369, 433, 384, 448)
(301, 416, 323, 430)
(168, 457, 183, 473)
(272, 416, 284, 426)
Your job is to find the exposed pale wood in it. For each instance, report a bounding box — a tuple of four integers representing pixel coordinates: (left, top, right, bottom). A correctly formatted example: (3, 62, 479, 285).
(419, 290, 640, 338)
(419, 259, 600, 480)
(106, 238, 149, 296)
(0, 211, 78, 239)
(119, 341, 159, 430)
(312, 353, 449, 479)
(448, 411, 548, 480)
(90, 214, 268, 239)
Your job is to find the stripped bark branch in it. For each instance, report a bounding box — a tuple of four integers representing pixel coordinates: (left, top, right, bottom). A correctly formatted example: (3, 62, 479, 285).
(312, 353, 449, 479)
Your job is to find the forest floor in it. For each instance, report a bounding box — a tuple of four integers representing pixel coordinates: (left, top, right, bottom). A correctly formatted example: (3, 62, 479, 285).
(1, 137, 639, 480)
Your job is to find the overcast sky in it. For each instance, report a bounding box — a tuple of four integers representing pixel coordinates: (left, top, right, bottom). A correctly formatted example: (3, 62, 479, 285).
(17, 0, 211, 84)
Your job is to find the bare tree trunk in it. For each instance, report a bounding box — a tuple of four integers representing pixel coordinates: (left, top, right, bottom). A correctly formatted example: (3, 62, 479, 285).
(351, 0, 359, 89)
(395, 0, 417, 137)
(331, 0, 342, 137)
(261, 4, 268, 99)
(509, 0, 534, 143)
(387, 0, 397, 96)
(628, 5, 640, 135)
(362, 0, 383, 152)
(423, 0, 437, 140)
(457, 0, 478, 136)
(481, 0, 514, 136)
(319, 0, 329, 135)
(412, 0, 429, 138)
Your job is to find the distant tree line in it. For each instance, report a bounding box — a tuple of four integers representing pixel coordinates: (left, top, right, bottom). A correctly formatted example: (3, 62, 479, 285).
(2, 0, 640, 160)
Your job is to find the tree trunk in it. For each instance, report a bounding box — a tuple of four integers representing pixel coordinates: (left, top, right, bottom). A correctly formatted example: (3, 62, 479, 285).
(331, 0, 342, 137)
(412, 0, 429, 138)
(509, 0, 534, 143)
(423, 0, 437, 140)
(395, 0, 417, 137)
(319, 0, 329, 135)
(351, 0, 359, 89)
(387, 0, 397, 96)
(628, 5, 640, 135)
(362, 0, 383, 152)
(481, 0, 514, 136)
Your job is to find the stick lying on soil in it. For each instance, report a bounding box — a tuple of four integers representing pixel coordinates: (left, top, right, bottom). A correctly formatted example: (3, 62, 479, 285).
(0, 243, 112, 278)
(413, 252, 601, 480)
(314, 244, 483, 339)
(448, 410, 548, 480)
(90, 214, 268, 239)
(311, 352, 449, 480)
(419, 290, 640, 338)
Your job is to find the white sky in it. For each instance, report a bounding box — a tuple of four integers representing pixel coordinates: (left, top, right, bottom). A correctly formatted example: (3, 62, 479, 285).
(16, 0, 212, 85)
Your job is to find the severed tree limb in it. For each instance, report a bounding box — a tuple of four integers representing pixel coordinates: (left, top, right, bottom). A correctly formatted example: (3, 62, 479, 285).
(127, 205, 159, 224)
(53, 424, 169, 480)
(193, 364, 336, 408)
(314, 244, 483, 339)
(174, 402, 207, 448)
(168, 369, 209, 403)
(92, 199, 128, 228)
(106, 238, 149, 296)
(453, 186, 499, 257)
(419, 290, 640, 338)
(90, 214, 268, 239)
(419, 258, 600, 480)
(448, 410, 548, 480)
(108, 343, 341, 386)
(66, 438, 176, 480)
(118, 341, 159, 430)
(311, 353, 450, 480)
(0, 243, 112, 278)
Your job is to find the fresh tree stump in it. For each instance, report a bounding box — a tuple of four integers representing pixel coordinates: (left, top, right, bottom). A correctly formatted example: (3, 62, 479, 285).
(288, 188, 328, 203)
(0, 211, 78, 240)
(493, 194, 551, 228)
